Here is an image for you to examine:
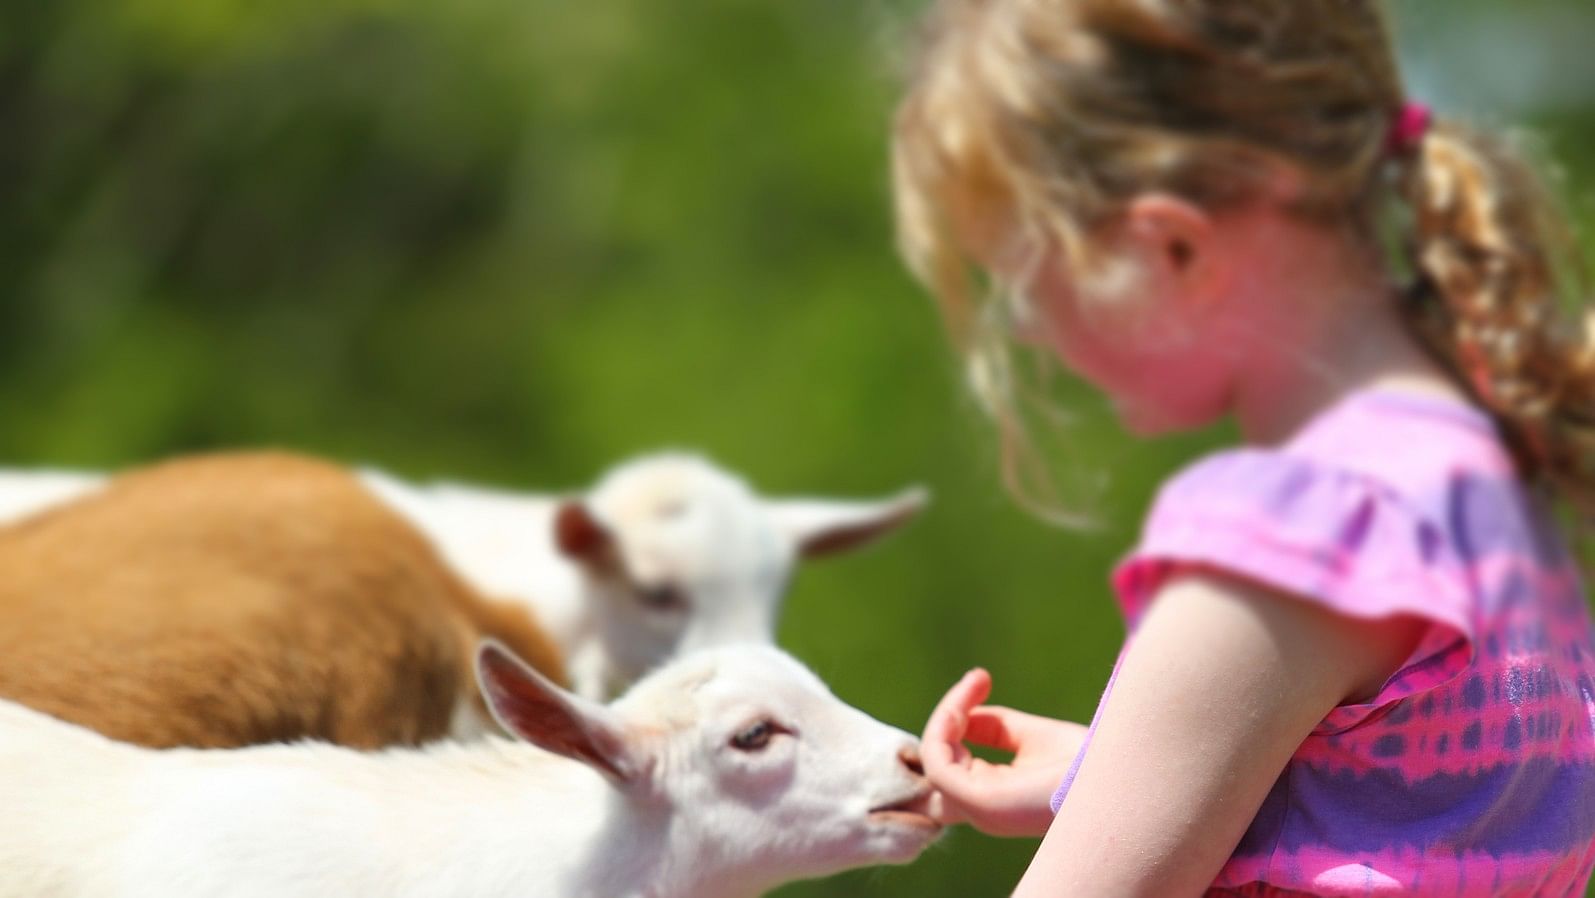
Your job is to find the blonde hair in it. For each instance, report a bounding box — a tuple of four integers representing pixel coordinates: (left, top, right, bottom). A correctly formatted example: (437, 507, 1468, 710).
(891, 0, 1595, 519)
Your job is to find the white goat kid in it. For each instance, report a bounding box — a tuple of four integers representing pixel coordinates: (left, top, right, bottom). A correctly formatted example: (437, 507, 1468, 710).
(535, 454, 927, 699)
(0, 453, 926, 701)
(0, 642, 941, 898)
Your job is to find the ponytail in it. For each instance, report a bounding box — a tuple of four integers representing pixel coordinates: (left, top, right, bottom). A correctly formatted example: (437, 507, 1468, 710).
(1397, 122, 1595, 515)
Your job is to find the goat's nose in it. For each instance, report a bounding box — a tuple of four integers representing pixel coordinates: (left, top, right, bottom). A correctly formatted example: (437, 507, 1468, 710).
(898, 744, 925, 778)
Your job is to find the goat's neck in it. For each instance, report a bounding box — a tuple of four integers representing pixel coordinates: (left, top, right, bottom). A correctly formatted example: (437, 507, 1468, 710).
(601, 766, 788, 898)
(139, 739, 658, 898)
(392, 743, 680, 898)
(343, 742, 767, 898)
(416, 763, 739, 898)
(496, 762, 776, 898)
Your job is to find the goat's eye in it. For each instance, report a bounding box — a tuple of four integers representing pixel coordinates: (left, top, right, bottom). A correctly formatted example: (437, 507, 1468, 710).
(638, 584, 687, 611)
(730, 720, 776, 752)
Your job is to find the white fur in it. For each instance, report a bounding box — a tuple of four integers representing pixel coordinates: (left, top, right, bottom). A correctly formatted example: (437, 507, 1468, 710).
(0, 471, 102, 524)
(0, 644, 940, 898)
(0, 454, 926, 701)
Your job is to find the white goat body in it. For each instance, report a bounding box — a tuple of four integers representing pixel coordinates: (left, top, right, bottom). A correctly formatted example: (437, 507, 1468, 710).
(0, 643, 941, 898)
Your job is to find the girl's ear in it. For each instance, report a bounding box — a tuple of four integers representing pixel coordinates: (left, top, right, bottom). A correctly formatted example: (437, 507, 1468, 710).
(1122, 194, 1226, 305)
(476, 640, 645, 786)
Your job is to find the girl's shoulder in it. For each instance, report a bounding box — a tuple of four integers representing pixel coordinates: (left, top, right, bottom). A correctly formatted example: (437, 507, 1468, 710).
(1155, 387, 1517, 527)
(1281, 387, 1513, 486)
(1117, 388, 1553, 632)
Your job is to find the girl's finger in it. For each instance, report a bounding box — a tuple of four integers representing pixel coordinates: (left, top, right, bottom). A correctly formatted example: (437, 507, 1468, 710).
(922, 745, 987, 807)
(964, 706, 1023, 752)
(943, 668, 992, 719)
(922, 788, 965, 825)
(964, 704, 1056, 751)
(921, 708, 968, 772)
(921, 668, 992, 745)
(920, 669, 996, 795)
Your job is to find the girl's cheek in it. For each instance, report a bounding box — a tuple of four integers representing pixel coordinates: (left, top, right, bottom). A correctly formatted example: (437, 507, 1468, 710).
(1050, 327, 1120, 386)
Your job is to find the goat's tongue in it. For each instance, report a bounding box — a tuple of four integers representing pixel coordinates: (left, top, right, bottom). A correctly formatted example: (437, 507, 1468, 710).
(869, 789, 937, 819)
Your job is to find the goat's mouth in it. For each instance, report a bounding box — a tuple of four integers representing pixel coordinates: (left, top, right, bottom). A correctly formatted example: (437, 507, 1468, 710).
(867, 788, 941, 831)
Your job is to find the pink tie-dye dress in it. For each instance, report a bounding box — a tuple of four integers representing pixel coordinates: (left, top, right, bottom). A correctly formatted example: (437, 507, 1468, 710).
(1051, 389, 1595, 896)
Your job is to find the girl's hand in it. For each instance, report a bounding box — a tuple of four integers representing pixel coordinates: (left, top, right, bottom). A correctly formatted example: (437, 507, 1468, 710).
(922, 668, 1087, 838)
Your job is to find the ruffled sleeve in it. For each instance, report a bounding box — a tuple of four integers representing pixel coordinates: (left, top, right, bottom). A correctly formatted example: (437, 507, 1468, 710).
(1112, 449, 1477, 733)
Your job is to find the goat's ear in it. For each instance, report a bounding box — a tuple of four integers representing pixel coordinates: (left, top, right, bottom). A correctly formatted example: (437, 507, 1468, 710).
(476, 640, 643, 786)
(768, 486, 929, 560)
(553, 501, 617, 570)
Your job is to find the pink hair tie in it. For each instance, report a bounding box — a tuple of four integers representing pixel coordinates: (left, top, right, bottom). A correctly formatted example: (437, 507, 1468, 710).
(1386, 101, 1433, 157)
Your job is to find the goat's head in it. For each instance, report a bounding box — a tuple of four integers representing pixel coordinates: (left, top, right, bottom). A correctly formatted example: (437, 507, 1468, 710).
(553, 453, 925, 695)
(476, 640, 941, 894)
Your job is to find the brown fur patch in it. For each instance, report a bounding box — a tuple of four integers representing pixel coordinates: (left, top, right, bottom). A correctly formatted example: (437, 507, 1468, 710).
(0, 452, 566, 749)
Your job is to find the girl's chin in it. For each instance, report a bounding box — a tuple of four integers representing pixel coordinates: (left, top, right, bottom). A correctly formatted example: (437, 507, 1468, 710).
(1113, 399, 1220, 436)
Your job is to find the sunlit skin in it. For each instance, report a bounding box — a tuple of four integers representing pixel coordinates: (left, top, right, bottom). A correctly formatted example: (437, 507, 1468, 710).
(921, 193, 1466, 896)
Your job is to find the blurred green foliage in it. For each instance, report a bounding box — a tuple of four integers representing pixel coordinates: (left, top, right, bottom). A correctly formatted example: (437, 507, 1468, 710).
(0, 1, 1591, 894)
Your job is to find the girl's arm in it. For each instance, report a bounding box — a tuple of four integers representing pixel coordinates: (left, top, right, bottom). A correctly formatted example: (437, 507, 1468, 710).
(1013, 570, 1425, 898)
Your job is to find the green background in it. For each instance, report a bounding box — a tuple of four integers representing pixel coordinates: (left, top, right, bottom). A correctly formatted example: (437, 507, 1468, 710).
(1, 1, 1592, 894)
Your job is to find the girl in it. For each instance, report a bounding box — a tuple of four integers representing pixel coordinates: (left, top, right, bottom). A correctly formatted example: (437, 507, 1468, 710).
(892, 1, 1595, 895)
